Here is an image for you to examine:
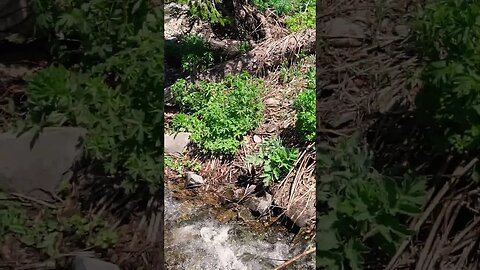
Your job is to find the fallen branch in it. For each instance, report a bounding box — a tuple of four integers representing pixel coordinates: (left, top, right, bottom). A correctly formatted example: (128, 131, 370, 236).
(386, 157, 479, 270)
(272, 247, 316, 270)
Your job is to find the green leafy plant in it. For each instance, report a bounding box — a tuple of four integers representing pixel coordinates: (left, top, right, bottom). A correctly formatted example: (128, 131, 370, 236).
(285, 5, 315, 31)
(239, 41, 252, 54)
(171, 0, 231, 25)
(19, 4, 164, 194)
(0, 194, 117, 259)
(166, 34, 221, 74)
(32, 0, 156, 66)
(165, 156, 202, 174)
(414, 0, 480, 153)
(0, 195, 27, 238)
(316, 136, 426, 269)
(252, 0, 314, 31)
(252, 0, 295, 15)
(294, 68, 315, 141)
(171, 73, 264, 155)
(246, 136, 298, 186)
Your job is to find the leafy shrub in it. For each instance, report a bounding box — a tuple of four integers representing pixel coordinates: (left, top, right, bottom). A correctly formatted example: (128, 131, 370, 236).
(171, 73, 264, 155)
(0, 194, 116, 257)
(21, 2, 164, 194)
(246, 137, 298, 186)
(316, 136, 426, 269)
(285, 6, 315, 31)
(0, 195, 27, 238)
(170, 0, 231, 25)
(252, 0, 314, 31)
(414, 0, 480, 153)
(165, 156, 202, 174)
(239, 41, 252, 54)
(166, 34, 221, 74)
(22, 65, 163, 193)
(32, 0, 156, 66)
(253, 0, 295, 15)
(294, 68, 316, 141)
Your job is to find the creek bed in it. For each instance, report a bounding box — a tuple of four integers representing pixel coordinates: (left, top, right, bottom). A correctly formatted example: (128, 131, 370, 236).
(164, 186, 315, 270)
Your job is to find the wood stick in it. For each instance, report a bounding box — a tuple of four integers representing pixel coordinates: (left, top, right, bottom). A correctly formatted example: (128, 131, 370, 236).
(272, 247, 315, 270)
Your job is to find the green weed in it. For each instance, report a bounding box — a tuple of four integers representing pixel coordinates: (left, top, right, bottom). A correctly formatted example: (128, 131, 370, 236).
(252, 0, 315, 31)
(165, 156, 202, 174)
(246, 136, 298, 186)
(19, 3, 164, 194)
(294, 68, 316, 141)
(253, 0, 295, 15)
(171, 73, 264, 155)
(0, 194, 117, 258)
(166, 34, 222, 74)
(415, 0, 480, 153)
(32, 0, 157, 67)
(172, 0, 231, 25)
(316, 136, 426, 269)
(239, 41, 252, 54)
(285, 5, 315, 32)
(0, 195, 27, 238)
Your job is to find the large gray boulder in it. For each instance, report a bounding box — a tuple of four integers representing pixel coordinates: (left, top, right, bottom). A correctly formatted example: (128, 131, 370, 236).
(0, 127, 87, 200)
(165, 132, 191, 155)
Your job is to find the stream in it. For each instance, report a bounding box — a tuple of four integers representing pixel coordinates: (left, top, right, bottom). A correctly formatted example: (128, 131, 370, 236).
(164, 189, 315, 270)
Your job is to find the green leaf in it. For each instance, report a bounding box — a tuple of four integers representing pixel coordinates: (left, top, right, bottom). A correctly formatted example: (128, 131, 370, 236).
(317, 230, 340, 251)
(344, 239, 364, 270)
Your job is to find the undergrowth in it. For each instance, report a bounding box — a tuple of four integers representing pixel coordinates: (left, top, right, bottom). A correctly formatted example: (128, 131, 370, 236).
(165, 156, 202, 175)
(252, 0, 315, 31)
(165, 34, 222, 74)
(32, 0, 155, 67)
(19, 1, 165, 194)
(170, 0, 231, 25)
(0, 192, 116, 258)
(246, 136, 298, 186)
(171, 72, 264, 155)
(316, 136, 426, 269)
(415, 0, 480, 153)
(294, 68, 315, 141)
(285, 5, 315, 31)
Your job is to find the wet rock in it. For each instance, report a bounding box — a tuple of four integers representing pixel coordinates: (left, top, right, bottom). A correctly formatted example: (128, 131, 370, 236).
(0, 127, 86, 200)
(324, 18, 366, 47)
(217, 209, 237, 222)
(253, 135, 262, 144)
(257, 193, 273, 214)
(394, 25, 410, 37)
(185, 172, 205, 188)
(165, 132, 191, 155)
(237, 208, 254, 222)
(245, 192, 272, 215)
(73, 256, 120, 270)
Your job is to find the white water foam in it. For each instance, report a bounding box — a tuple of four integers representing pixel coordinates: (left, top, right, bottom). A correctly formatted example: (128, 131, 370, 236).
(164, 193, 314, 270)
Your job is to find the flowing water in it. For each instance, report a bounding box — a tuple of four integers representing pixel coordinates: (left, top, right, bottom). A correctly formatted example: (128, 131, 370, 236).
(164, 191, 315, 270)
